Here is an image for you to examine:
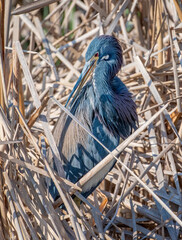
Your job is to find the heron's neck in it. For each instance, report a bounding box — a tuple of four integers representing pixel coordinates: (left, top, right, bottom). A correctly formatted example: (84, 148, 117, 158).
(93, 64, 113, 98)
(92, 66, 115, 118)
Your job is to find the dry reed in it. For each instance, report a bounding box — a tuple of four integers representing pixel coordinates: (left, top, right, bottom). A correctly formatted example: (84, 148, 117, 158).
(1, 0, 182, 239)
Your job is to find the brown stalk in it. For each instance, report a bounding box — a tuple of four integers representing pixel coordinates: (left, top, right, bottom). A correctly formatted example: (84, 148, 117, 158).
(156, 0, 163, 66)
(12, 44, 26, 126)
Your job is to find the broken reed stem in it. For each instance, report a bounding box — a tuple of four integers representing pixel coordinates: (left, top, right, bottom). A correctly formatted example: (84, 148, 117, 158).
(0, 0, 7, 111)
(27, 95, 49, 128)
(0, 167, 8, 239)
(173, 0, 182, 21)
(156, 0, 163, 66)
(12, 43, 25, 126)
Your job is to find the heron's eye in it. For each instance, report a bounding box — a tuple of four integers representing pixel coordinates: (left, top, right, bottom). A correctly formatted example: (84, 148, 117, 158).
(94, 52, 99, 57)
(101, 55, 109, 61)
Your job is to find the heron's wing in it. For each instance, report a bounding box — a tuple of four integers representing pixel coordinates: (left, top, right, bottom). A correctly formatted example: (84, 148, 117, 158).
(51, 98, 119, 179)
(49, 82, 129, 198)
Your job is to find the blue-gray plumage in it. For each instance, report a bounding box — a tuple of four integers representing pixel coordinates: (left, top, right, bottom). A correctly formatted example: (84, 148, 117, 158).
(49, 35, 138, 200)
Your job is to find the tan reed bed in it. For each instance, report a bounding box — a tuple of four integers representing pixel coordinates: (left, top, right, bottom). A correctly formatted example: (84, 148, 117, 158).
(0, 0, 182, 239)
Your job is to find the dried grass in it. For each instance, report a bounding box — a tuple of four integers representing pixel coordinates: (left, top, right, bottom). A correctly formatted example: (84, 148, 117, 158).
(1, 0, 182, 239)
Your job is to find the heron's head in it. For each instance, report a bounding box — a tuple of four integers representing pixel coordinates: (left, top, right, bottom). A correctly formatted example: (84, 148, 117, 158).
(65, 35, 123, 107)
(86, 35, 122, 77)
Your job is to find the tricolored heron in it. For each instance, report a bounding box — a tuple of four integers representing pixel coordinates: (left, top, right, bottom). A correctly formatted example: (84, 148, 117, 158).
(49, 35, 138, 201)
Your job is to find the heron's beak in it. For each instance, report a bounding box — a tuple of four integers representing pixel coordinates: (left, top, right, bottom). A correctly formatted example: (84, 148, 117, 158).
(65, 55, 98, 107)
